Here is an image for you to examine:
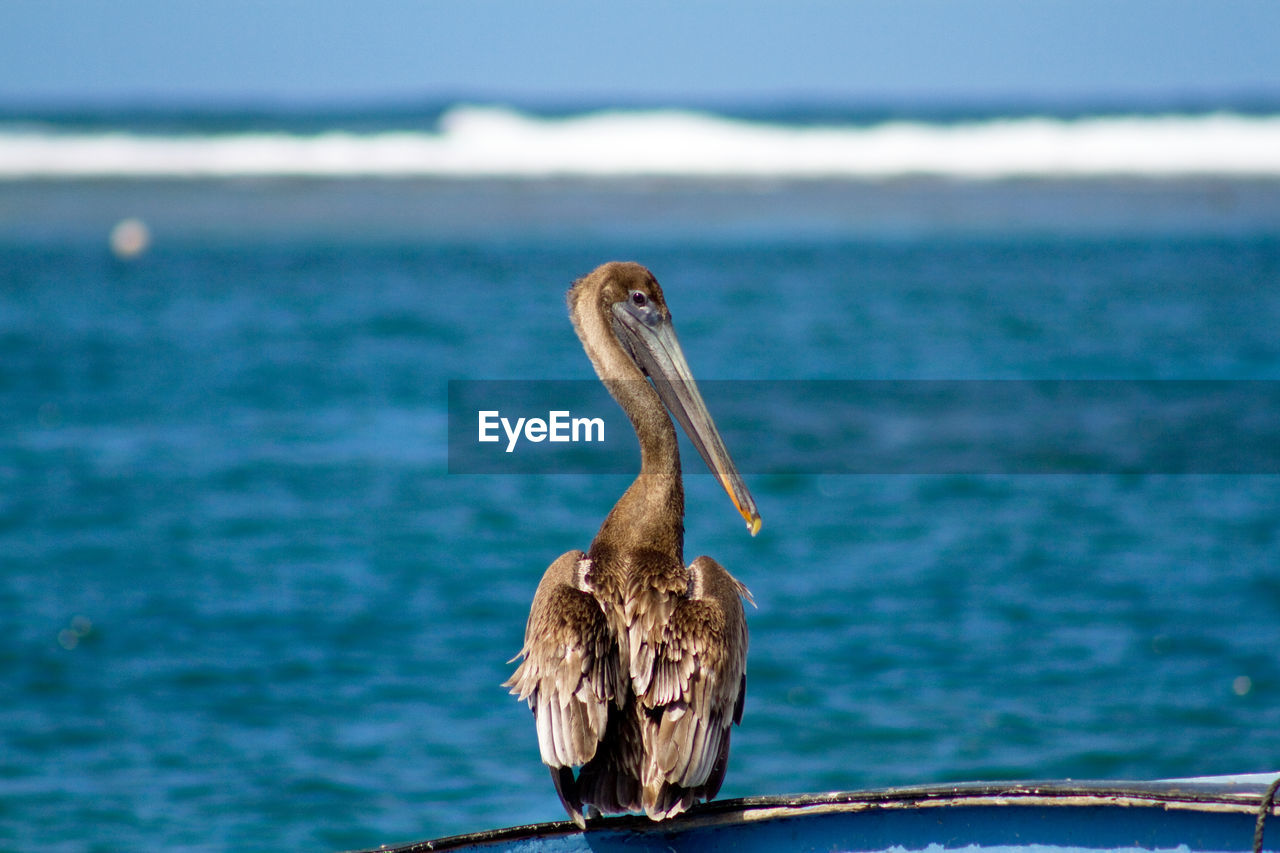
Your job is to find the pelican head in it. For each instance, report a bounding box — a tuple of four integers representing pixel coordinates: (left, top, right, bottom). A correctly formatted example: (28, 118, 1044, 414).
(569, 262, 761, 536)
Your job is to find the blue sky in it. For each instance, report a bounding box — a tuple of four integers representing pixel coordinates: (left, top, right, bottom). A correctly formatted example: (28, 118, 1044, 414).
(2, 0, 1279, 106)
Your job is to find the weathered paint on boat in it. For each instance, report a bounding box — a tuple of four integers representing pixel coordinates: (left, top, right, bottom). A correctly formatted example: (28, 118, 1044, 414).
(349, 775, 1280, 853)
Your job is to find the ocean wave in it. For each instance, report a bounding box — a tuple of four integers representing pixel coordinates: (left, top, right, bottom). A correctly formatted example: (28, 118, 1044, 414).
(3, 105, 1280, 179)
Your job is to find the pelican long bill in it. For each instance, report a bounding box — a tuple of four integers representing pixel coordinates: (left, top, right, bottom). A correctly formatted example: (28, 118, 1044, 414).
(611, 301, 762, 536)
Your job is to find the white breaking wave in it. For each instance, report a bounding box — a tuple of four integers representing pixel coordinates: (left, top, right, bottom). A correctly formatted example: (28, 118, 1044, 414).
(3, 105, 1280, 179)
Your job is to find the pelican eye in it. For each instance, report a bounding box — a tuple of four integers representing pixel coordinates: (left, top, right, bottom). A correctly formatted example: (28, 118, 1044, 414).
(630, 290, 648, 307)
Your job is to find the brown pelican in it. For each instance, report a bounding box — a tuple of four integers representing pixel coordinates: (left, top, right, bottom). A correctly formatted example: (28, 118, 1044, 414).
(506, 262, 761, 826)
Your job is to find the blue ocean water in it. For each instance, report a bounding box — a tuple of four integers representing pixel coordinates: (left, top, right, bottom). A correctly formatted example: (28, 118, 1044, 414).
(3, 105, 1280, 852)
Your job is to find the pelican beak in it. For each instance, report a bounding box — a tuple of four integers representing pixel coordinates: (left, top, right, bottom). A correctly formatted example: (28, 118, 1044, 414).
(613, 305, 762, 536)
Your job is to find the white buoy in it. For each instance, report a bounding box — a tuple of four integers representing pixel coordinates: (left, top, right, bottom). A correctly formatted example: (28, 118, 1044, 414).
(109, 217, 151, 259)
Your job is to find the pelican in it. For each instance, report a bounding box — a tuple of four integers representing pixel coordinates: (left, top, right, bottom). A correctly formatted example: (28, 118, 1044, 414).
(506, 261, 761, 826)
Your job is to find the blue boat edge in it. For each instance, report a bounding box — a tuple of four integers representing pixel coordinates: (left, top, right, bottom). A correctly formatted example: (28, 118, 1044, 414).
(347, 773, 1280, 853)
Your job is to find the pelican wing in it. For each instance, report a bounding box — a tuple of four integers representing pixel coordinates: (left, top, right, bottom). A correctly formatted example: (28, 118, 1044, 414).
(637, 556, 750, 817)
(506, 550, 617, 769)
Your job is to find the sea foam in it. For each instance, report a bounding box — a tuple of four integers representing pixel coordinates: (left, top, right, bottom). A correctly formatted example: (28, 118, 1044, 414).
(3, 105, 1280, 179)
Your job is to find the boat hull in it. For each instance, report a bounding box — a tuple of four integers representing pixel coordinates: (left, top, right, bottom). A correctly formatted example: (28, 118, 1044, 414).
(350, 776, 1280, 853)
